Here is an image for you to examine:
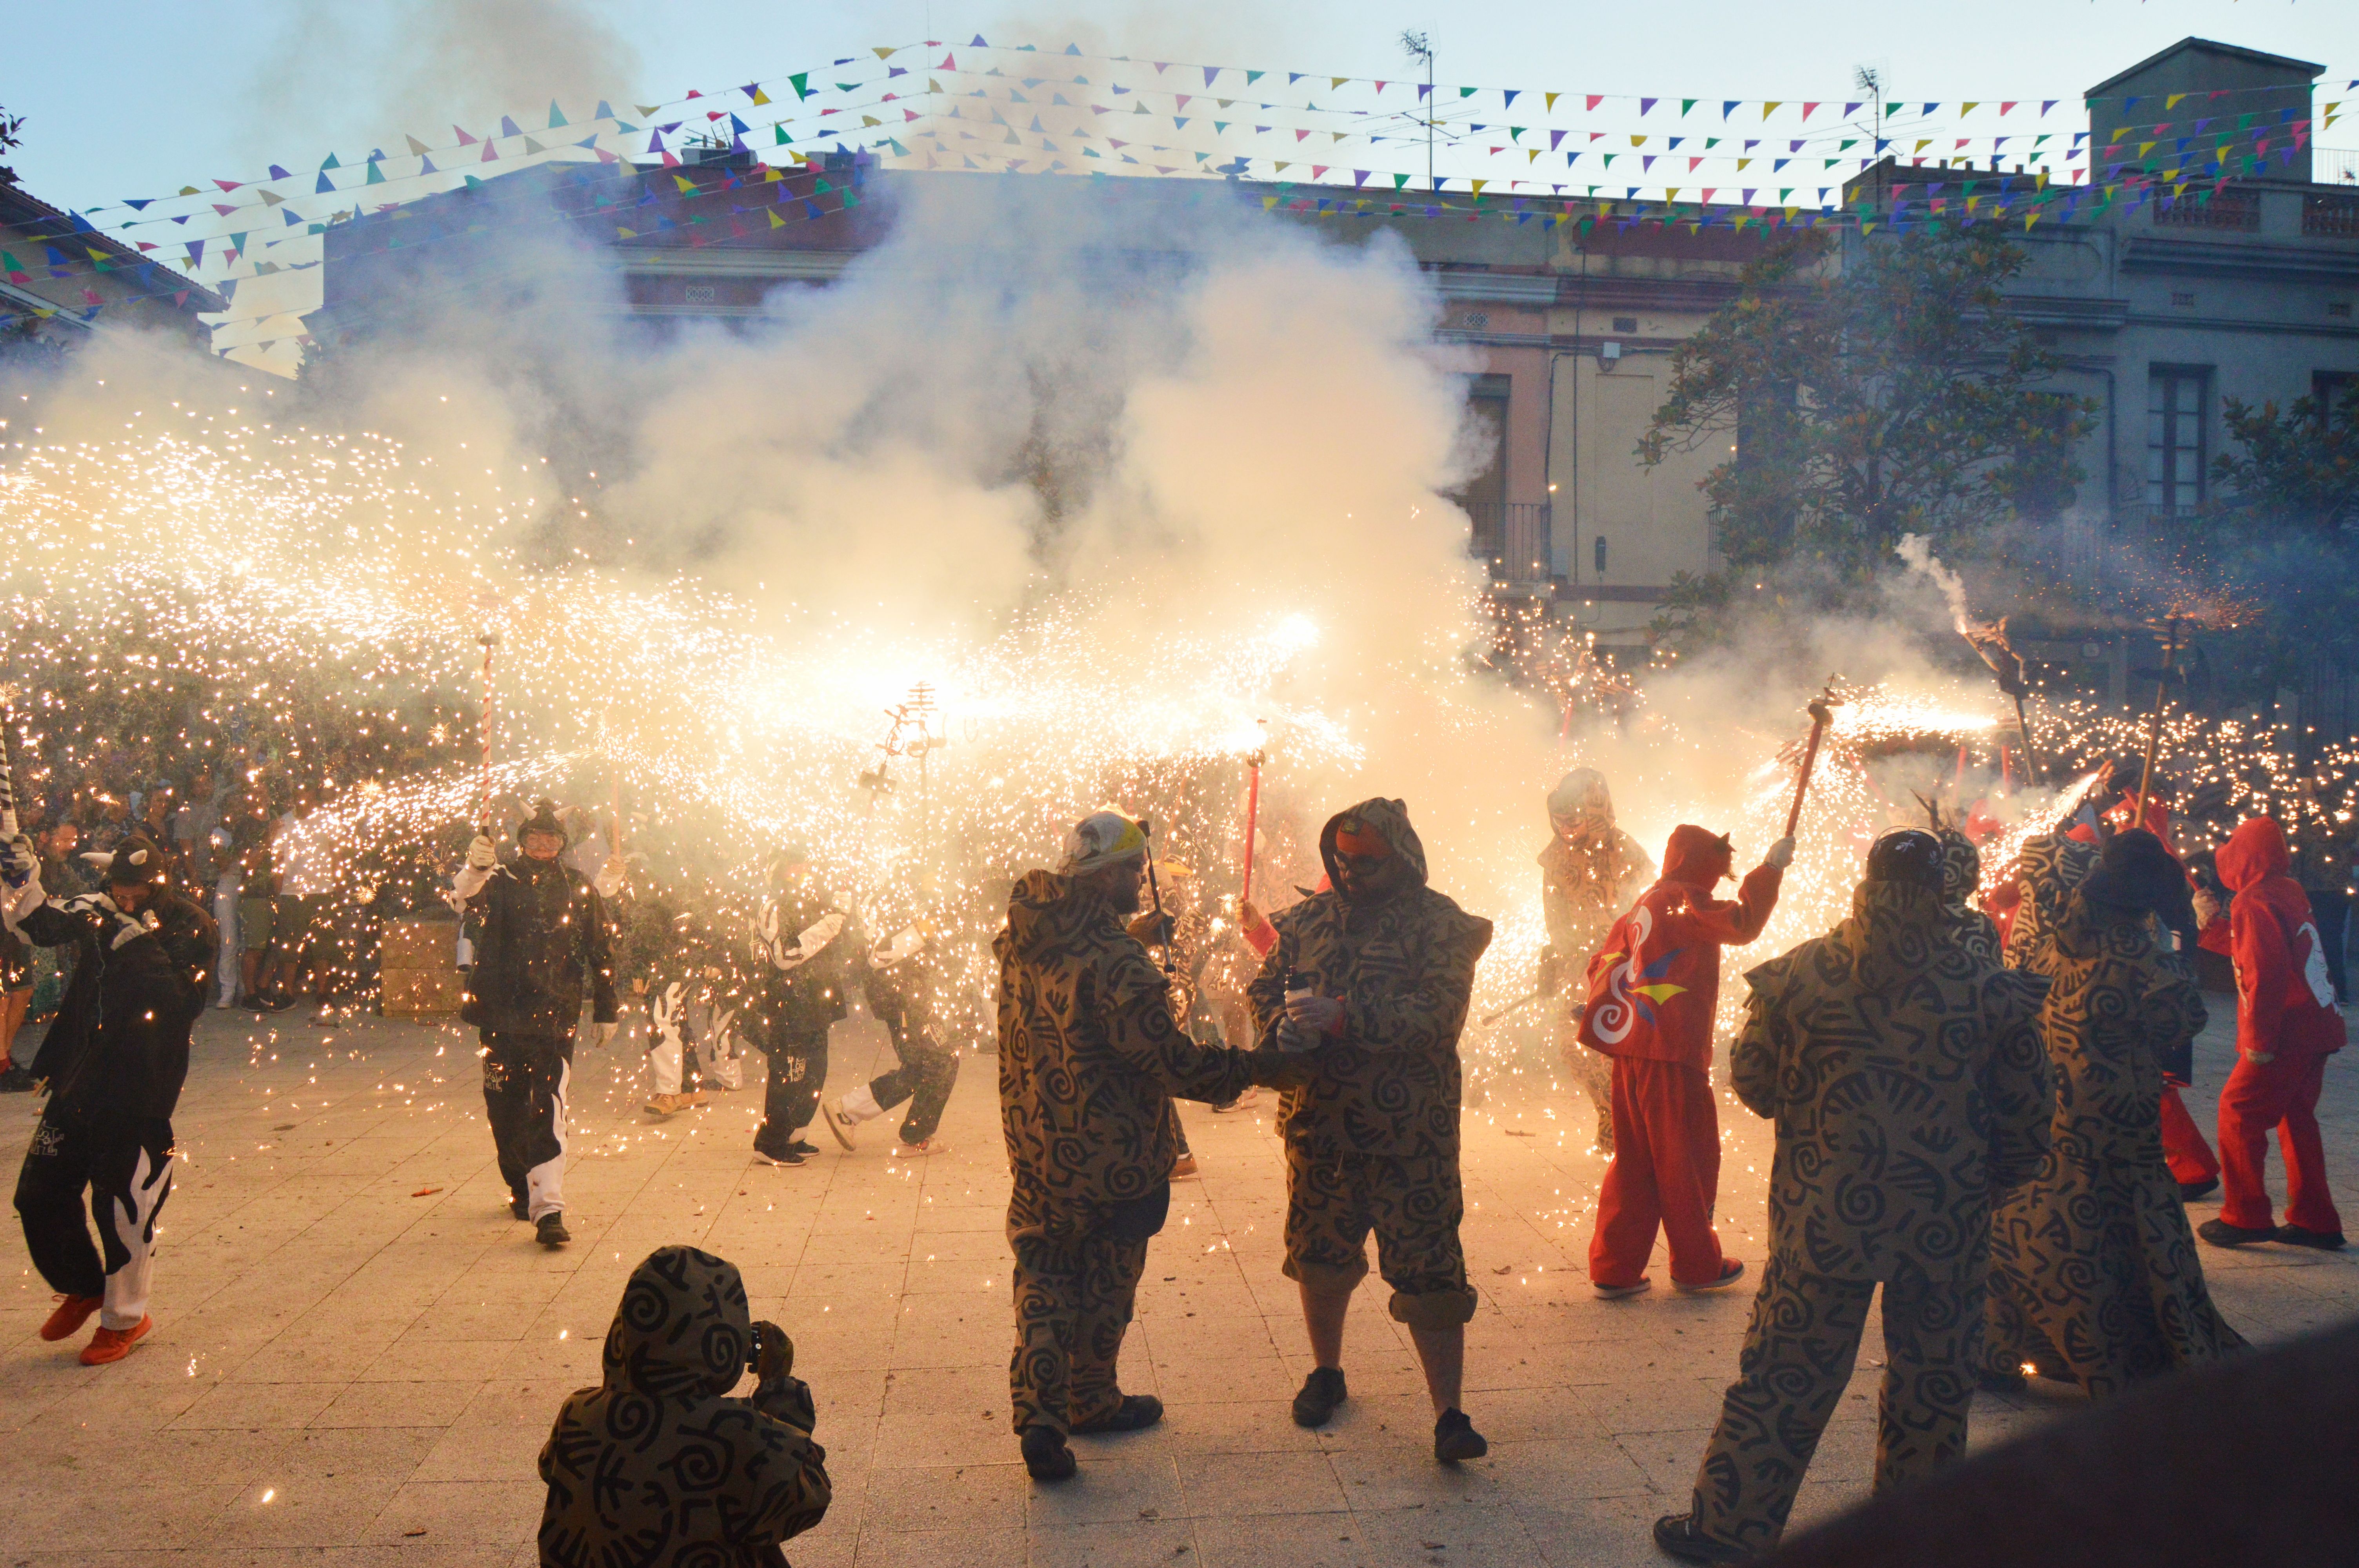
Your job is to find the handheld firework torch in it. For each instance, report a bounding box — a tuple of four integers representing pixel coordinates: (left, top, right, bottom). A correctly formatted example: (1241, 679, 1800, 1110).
(1141, 817, 1174, 979)
(0, 684, 23, 891)
(1963, 617, 2045, 786)
(1239, 726, 1265, 907)
(475, 632, 499, 838)
(1785, 686, 1839, 841)
(2135, 615, 2184, 826)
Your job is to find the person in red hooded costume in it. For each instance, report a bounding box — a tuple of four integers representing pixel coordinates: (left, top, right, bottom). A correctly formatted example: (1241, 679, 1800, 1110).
(2194, 816, 2348, 1250)
(1580, 824, 1792, 1296)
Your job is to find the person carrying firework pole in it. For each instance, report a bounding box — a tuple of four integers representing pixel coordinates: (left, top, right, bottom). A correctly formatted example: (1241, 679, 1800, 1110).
(1536, 769, 1654, 1156)
(998, 808, 1312, 1483)
(1245, 799, 1495, 1466)
(4, 832, 216, 1365)
(821, 915, 960, 1158)
(451, 800, 620, 1249)
(747, 844, 858, 1167)
(1653, 831, 2051, 1564)
(1581, 823, 1791, 1299)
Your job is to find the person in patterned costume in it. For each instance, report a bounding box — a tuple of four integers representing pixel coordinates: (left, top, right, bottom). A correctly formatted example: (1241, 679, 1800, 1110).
(996, 808, 1307, 1483)
(1654, 830, 2052, 1564)
(1932, 822, 2003, 968)
(538, 1245, 830, 1567)
(1245, 798, 1496, 1465)
(1979, 827, 2243, 1399)
(1536, 769, 1654, 1155)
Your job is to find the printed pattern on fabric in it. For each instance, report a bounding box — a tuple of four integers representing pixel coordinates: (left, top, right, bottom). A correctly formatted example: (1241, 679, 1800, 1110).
(1985, 847, 2244, 1395)
(1244, 798, 1494, 1159)
(1690, 1253, 1982, 1554)
(483, 1032, 570, 1220)
(1280, 1137, 1476, 1327)
(13, 1112, 174, 1324)
(539, 1246, 829, 1568)
(1009, 1230, 1150, 1436)
(1541, 826, 1651, 1153)
(1735, 882, 2052, 1284)
(2004, 832, 2098, 975)
(996, 871, 1269, 1246)
(1936, 828, 2003, 969)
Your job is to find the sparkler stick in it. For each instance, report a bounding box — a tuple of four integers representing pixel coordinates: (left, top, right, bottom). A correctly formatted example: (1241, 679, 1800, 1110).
(475, 632, 499, 837)
(1239, 736, 1264, 906)
(1140, 815, 1174, 978)
(1963, 617, 2043, 785)
(1784, 687, 1837, 841)
(2134, 615, 2183, 826)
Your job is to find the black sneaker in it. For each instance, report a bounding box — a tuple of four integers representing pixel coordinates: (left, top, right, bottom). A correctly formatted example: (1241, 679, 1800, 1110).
(1292, 1365, 1347, 1428)
(1072, 1394, 1163, 1434)
(510, 1196, 529, 1221)
(2178, 1176, 2220, 1203)
(2277, 1225, 2347, 1250)
(753, 1141, 807, 1167)
(1433, 1408, 1487, 1464)
(536, 1212, 571, 1247)
(786, 1139, 821, 1157)
(1020, 1424, 1076, 1482)
(2198, 1218, 2278, 1247)
(1652, 1514, 1749, 1564)
(0, 1062, 37, 1093)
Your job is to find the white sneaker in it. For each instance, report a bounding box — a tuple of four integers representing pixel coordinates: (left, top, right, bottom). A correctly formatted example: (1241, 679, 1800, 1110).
(821, 1098, 859, 1151)
(892, 1137, 951, 1158)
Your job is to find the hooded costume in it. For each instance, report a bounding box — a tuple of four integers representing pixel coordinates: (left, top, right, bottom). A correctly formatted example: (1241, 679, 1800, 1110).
(1580, 824, 1783, 1290)
(1982, 830, 2242, 1398)
(1538, 769, 1654, 1154)
(826, 920, 960, 1149)
(1245, 799, 1493, 1328)
(454, 804, 618, 1222)
(747, 851, 859, 1160)
(538, 1246, 829, 1568)
(995, 835, 1294, 1437)
(2207, 817, 2347, 1238)
(6, 833, 216, 1353)
(1681, 856, 2052, 1557)
(1936, 827, 2003, 969)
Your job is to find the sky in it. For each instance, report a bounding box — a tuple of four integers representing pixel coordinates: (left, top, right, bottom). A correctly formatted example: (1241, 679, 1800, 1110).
(7, 0, 2355, 216)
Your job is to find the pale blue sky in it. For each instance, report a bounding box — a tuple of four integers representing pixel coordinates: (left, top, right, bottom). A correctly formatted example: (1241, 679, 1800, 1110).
(7, 0, 2355, 215)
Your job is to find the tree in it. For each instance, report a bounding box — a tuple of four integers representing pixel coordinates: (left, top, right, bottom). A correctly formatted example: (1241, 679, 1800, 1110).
(2208, 381, 2359, 532)
(1638, 227, 2096, 590)
(0, 102, 22, 185)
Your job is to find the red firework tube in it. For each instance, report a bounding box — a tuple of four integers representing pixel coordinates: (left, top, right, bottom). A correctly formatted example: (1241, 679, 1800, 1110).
(1784, 692, 1836, 841)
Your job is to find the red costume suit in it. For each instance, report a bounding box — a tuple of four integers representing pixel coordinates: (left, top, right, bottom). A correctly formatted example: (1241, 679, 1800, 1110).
(2065, 799, 2219, 1190)
(1580, 825, 1783, 1290)
(2205, 817, 2347, 1238)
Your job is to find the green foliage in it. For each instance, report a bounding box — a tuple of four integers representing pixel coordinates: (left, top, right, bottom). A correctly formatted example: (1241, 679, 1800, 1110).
(2208, 382, 2359, 532)
(1638, 227, 2096, 593)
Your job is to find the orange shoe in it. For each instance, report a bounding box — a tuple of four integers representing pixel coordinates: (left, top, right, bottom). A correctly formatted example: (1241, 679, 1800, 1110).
(40, 1294, 102, 1342)
(80, 1316, 152, 1366)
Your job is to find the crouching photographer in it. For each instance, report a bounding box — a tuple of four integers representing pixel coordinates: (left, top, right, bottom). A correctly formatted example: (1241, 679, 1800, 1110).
(539, 1246, 830, 1568)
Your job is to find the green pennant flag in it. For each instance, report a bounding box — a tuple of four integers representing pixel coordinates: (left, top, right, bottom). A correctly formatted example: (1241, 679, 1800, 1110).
(842, 190, 860, 206)
(365, 161, 386, 184)
(789, 73, 812, 100)
(320, 152, 341, 169)
(548, 100, 568, 128)
(1681, 99, 1697, 115)
(1392, 172, 1410, 189)
(775, 125, 793, 145)
(1246, 70, 1263, 84)
(814, 178, 834, 193)
(464, 174, 485, 189)
(1458, 85, 1476, 98)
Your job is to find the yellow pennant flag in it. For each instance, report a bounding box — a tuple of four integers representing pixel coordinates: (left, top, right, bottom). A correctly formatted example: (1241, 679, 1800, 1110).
(1332, 76, 1347, 89)
(406, 134, 429, 154)
(767, 208, 785, 227)
(749, 88, 772, 105)
(1545, 92, 1559, 111)
(1961, 101, 1979, 115)
(2165, 93, 2186, 109)
(1763, 101, 1781, 120)
(1470, 178, 1487, 193)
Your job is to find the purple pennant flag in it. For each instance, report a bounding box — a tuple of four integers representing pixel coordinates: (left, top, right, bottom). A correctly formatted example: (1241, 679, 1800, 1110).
(1550, 129, 1566, 149)
(1354, 169, 1370, 185)
(1418, 84, 1432, 100)
(1203, 65, 1218, 86)
(1843, 102, 1861, 116)
(1639, 97, 1657, 114)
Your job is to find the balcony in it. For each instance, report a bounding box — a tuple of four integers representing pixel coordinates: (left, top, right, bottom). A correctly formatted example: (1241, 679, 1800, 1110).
(1463, 501, 1553, 583)
(2154, 188, 2259, 231)
(2304, 191, 2359, 238)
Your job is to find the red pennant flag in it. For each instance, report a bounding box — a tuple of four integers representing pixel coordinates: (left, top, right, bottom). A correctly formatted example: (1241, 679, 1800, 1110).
(454, 125, 478, 145)
(213, 179, 242, 191)
(1801, 102, 1820, 120)
(1586, 94, 1604, 111)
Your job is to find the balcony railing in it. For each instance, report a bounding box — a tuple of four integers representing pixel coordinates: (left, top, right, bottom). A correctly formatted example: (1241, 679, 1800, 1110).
(2304, 191, 2359, 238)
(2154, 188, 2259, 230)
(1463, 501, 1553, 582)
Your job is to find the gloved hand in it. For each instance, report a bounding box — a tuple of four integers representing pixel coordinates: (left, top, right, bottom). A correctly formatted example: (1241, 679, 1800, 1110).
(752, 1318, 794, 1381)
(591, 1020, 619, 1048)
(1764, 836, 1796, 870)
(1252, 1048, 1320, 1091)
(594, 853, 627, 900)
(2192, 889, 2221, 927)
(465, 835, 499, 870)
(1285, 993, 1346, 1037)
(0, 830, 35, 891)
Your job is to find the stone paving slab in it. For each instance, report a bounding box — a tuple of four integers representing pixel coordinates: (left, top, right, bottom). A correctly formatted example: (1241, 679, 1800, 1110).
(2, 997, 2354, 1567)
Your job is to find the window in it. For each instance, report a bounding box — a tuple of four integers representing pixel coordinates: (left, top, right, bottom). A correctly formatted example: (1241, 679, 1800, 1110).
(684, 283, 716, 305)
(2146, 367, 2210, 513)
(2317, 372, 2359, 430)
(2170, 291, 2196, 308)
(1612, 316, 1638, 333)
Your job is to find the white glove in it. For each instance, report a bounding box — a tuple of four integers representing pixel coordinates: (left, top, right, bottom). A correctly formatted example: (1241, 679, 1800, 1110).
(1763, 836, 1796, 870)
(465, 835, 499, 869)
(0, 831, 34, 891)
(592, 1020, 619, 1048)
(593, 854, 627, 900)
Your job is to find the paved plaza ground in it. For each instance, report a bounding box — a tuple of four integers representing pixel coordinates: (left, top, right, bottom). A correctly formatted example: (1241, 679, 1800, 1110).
(3, 996, 2356, 1568)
